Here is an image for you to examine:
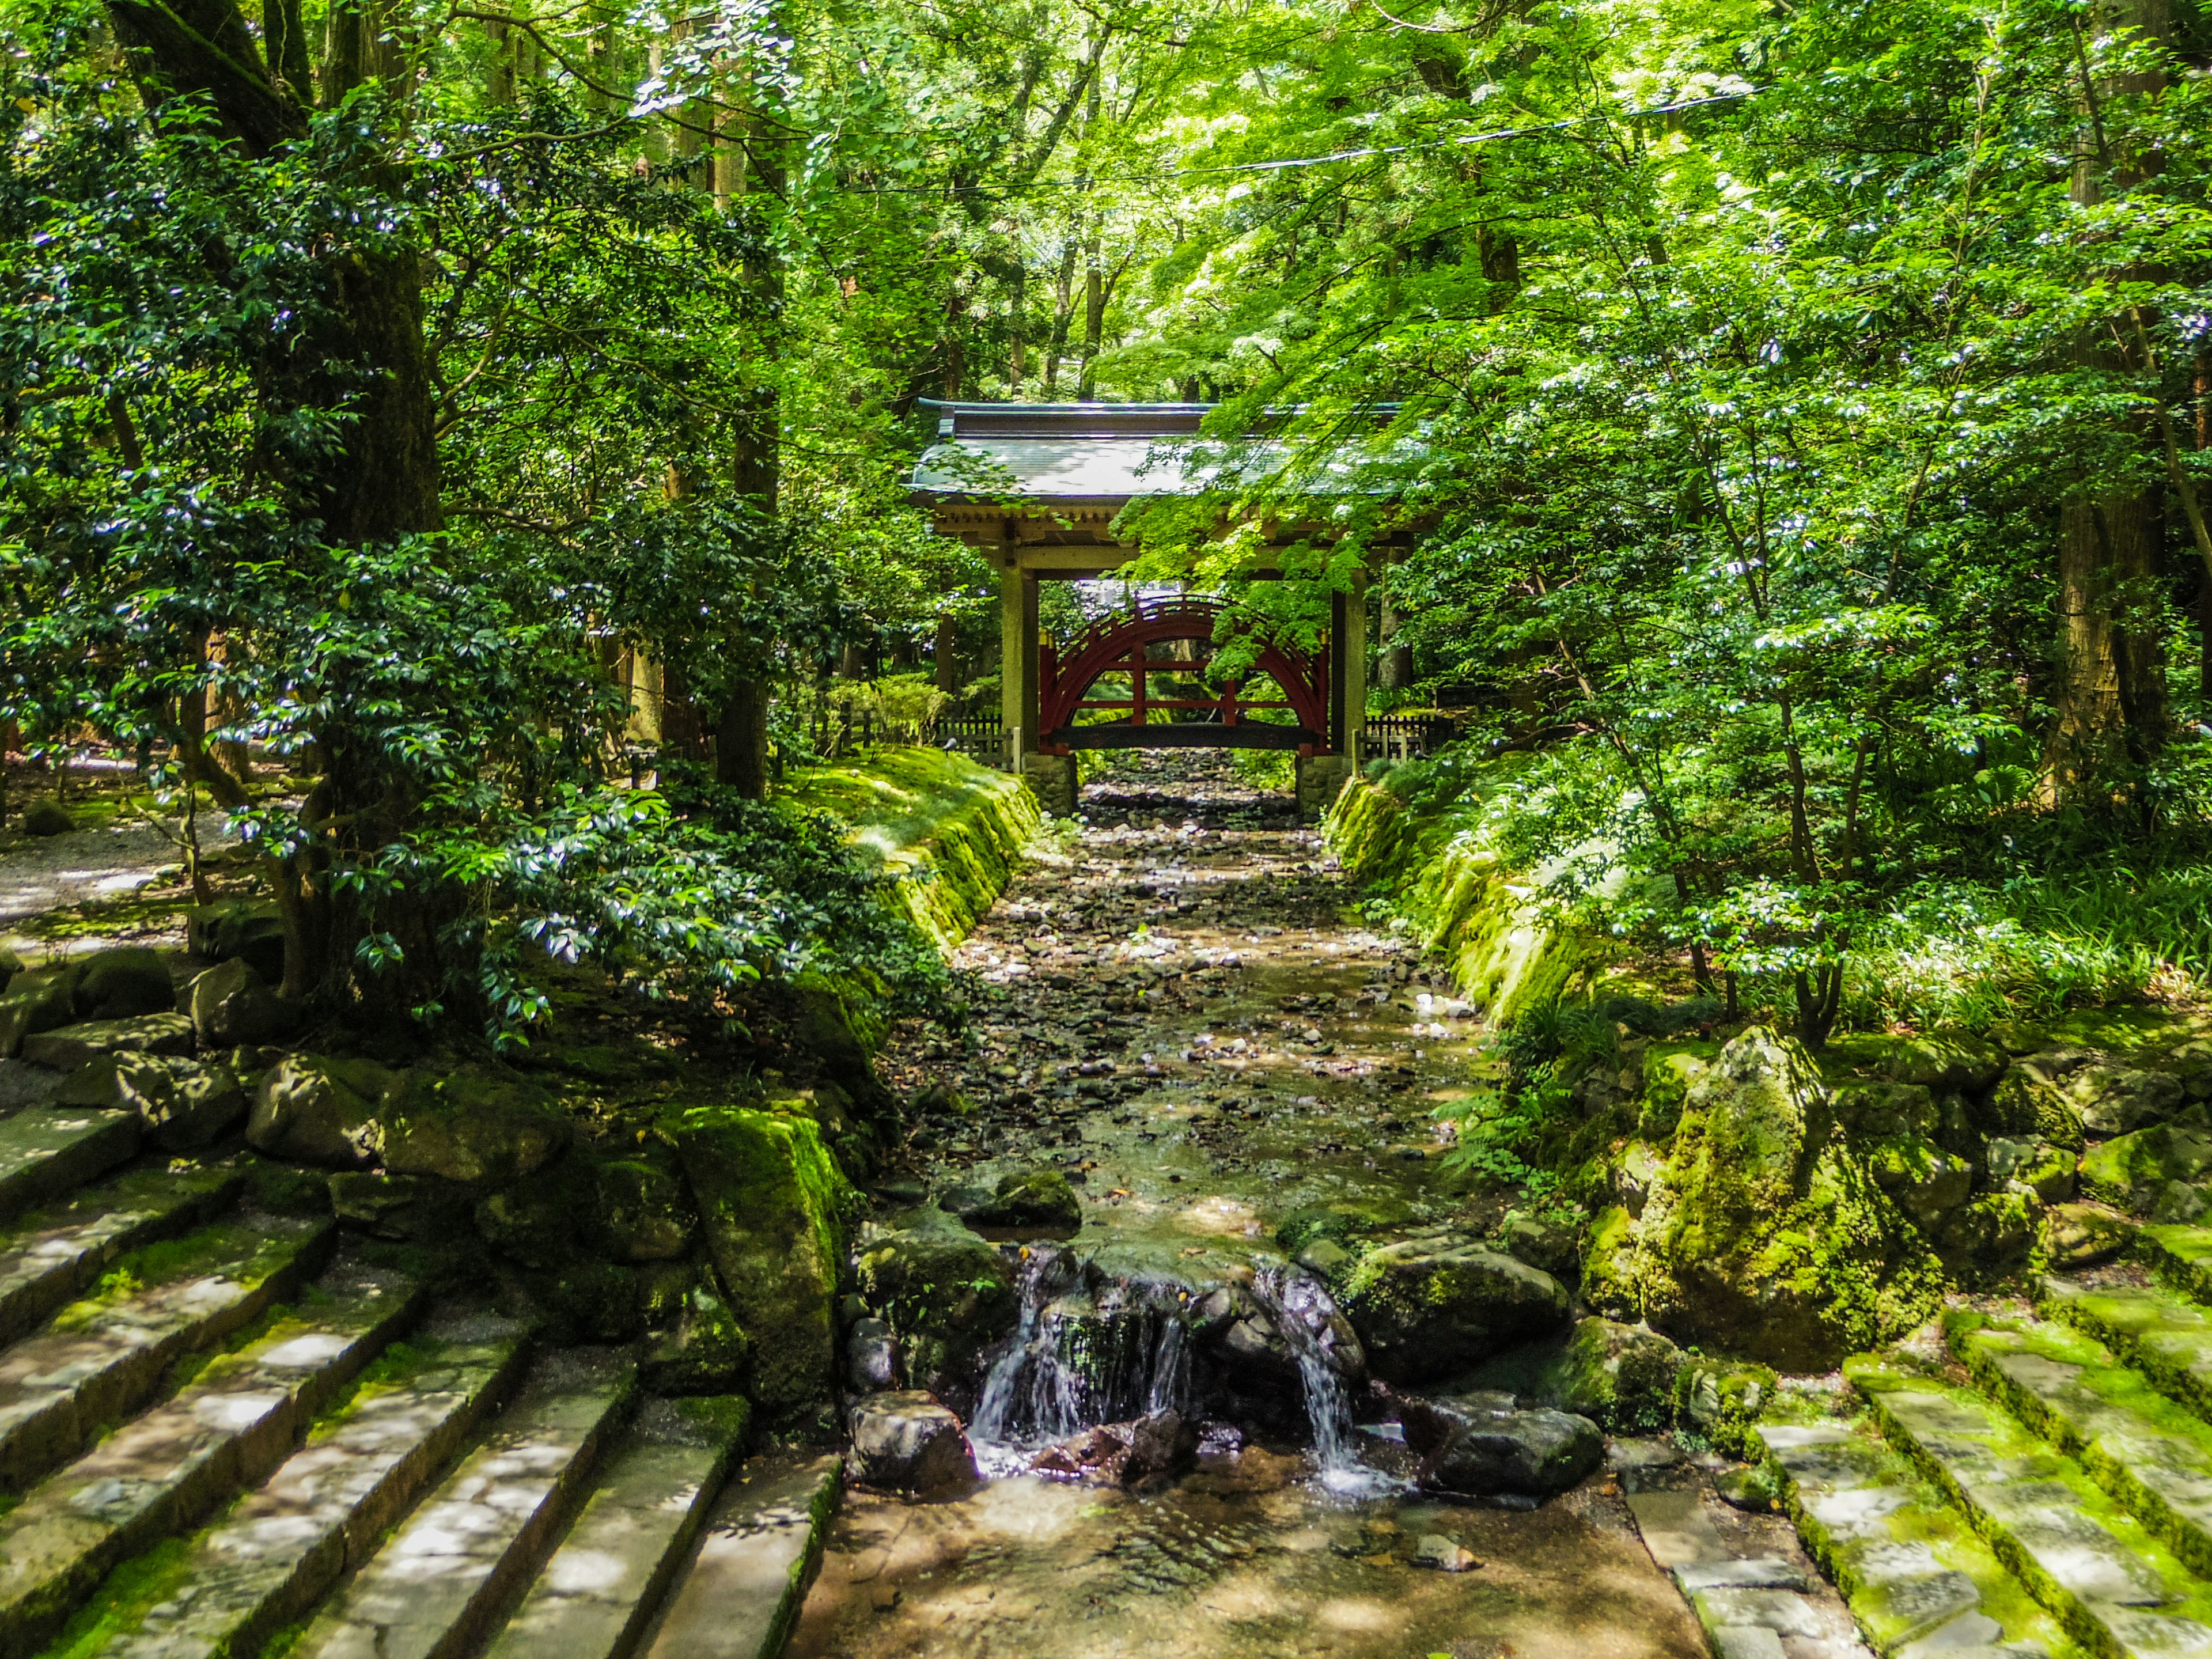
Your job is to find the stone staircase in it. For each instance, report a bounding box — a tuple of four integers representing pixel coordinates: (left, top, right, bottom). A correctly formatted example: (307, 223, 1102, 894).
(1757, 1237, 2212, 1659)
(0, 1109, 840, 1659)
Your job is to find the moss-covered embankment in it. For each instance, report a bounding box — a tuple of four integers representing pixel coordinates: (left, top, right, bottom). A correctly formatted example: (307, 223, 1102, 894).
(1323, 758, 1603, 1027)
(782, 748, 1041, 957)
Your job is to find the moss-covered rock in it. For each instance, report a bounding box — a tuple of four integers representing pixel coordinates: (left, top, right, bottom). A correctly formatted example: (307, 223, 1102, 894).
(329, 1171, 476, 1241)
(2043, 1201, 2134, 1268)
(1637, 1043, 1715, 1139)
(1869, 1031, 2006, 1093)
(185, 899, 286, 983)
(1865, 1138, 1974, 1227)
(640, 1278, 751, 1396)
(2065, 1062, 2188, 1137)
(854, 1213, 1018, 1401)
(378, 1067, 572, 1186)
(1620, 1027, 1944, 1370)
(1547, 1316, 1682, 1433)
(187, 957, 296, 1047)
(1831, 1081, 1940, 1142)
(951, 1168, 1082, 1234)
(0, 966, 84, 1056)
(73, 946, 174, 1021)
(1932, 1190, 2038, 1274)
(2080, 1122, 2212, 1211)
(55, 1051, 246, 1149)
(677, 1107, 859, 1421)
(246, 1055, 391, 1168)
(474, 1158, 600, 1267)
(1332, 1237, 1571, 1385)
(594, 1155, 698, 1262)
(21, 798, 75, 836)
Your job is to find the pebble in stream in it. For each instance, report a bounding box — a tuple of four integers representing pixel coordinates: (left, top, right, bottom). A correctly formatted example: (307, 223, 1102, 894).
(791, 755, 1710, 1659)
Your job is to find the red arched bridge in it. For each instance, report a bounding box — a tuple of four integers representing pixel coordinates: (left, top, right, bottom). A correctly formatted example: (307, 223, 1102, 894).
(1036, 597, 1329, 754)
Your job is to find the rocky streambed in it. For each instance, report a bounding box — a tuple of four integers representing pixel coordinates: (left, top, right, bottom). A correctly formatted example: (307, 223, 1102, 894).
(794, 756, 1718, 1658)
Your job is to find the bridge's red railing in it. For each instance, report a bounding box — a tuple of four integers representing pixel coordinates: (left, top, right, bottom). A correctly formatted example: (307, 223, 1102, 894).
(1037, 597, 1330, 752)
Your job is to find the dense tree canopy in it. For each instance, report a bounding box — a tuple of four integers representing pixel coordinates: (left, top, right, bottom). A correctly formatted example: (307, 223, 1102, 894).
(5, 0, 2212, 1043)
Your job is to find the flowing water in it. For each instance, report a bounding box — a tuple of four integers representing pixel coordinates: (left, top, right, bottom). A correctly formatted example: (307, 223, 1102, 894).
(789, 754, 1708, 1659)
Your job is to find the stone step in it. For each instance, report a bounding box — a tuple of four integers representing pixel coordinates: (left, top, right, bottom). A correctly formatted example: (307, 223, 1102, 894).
(1759, 1415, 2070, 1659)
(638, 1452, 842, 1659)
(1950, 1306, 2212, 1584)
(0, 1108, 140, 1228)
(0, 1211, 336, 1493)
(2043, 1276, 2212, 1427)
(288, 1346, 636, 1659)
(482, 1397, 749, 1659)
(50, 1306, 532, 1659)
(0, 1251, 423, 1659)
(1851, 1353, 2212, 1658)
(0, 1158, 244, 1348)
(2137, 1226, 2212, 1307)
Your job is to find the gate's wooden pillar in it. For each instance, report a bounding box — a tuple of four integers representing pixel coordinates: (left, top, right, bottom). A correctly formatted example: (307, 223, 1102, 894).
(998, 554, 1039, 762)
(1329, 588, 1349, 756)
(1346, 567, 1368, 768)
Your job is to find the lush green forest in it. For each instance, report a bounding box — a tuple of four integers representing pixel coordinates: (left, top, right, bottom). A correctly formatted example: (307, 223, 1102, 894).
(6, 0, 2211, 1046)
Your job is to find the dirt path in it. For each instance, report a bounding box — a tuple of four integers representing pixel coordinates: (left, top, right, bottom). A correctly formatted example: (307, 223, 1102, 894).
(791, 755, 1715, 1659)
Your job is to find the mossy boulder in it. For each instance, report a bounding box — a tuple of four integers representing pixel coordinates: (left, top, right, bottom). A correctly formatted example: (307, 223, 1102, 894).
(1637, 1042, 1715, 1139)
(55, 1051, 246, 1149)
(1547, 1316, 1683, 1434)
(0, 967, 84, 1057)
(247, 1055, 391, 1168)
(2065, 1063, 2188, 1137)
(1868, 1031, 2006, 1093)
(1932, 1190, 2038, 1274)
(2043, 1202, 2134, 1268)
(1831, 1081, 1940, 1143)
(1620, 1027, 1944, 1370)
(329, 1171, 475, 1241)
(1979, 1067, 2084, 1147)
(677, 1107, 859, 1422)
(2080, 1123, 2212, 1211)
(854, 1214, 1018, 1404)
(474, 1158, 600, 1268)
(378, 1067, 571, 1186)
(185, 899, 286, 982)
(1865, 1138, 1974, 1228)
(595, 1155, 698, 1262)
(187, 957, 296, 1048)
(640, 1278, 751, 1396)
(951, 1168, 1082, 1234)
(73, 946, 175, 1021)
(1331, 1238, 1571, 1386)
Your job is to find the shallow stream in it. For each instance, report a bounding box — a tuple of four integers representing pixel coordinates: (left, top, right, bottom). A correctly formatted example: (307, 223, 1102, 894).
(789, 755, 1709, 1658)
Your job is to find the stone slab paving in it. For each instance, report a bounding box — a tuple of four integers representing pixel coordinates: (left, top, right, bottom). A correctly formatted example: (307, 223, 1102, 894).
(1613, 1438, 1874, 1659)
(290, 1346, 635, 1659)
(1852, 1356, 2212, 1657)
(0, 1108, 139, 1227)
(0, 1254, 422, 1659)
(0, 1212, 335, 1492)
(62, 1308, 532, 1659)
(1759, 1415, 2065, 1659)
(483, 1397, 748, 1659)
(2052, 1277, 2212, 1432)
(0, 1160, 244, 1347)
(640, 1452, 842, 1659)
(1950, 1309, 2212, 1581)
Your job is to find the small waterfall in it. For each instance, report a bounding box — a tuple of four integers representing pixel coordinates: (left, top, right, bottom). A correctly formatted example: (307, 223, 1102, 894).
(968, 1247, 1193, 1473)
(1253, 1268, 1357, 1474)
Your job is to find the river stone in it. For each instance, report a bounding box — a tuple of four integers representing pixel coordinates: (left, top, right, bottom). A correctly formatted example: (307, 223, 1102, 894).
(953, 1167, 1082, 1233)
(1410, 1400, 1603, 1496)
(679, 1108, 858, 1421)
(594, 1156, 697, 1261)
(55, 1051, 247, 1149)
(847, 1317, 902, 1393)
(1622, 1027, 1944, 1370)
(73, 946, 175, 1021)
(21, 1012, 195, 1070)
(378, 1067, 571, 1185)
(1334, 1238, 1569, 1385)
(21, 798, 74, 836)
(640, 1279, 751, 1395)
(1549, 1316, 1682, 1433)
(187, 957, 296, 1047)
(248, 1054, 391, 1167)
(854, 1214, 1017, 1404)
(847, 1391, 976, 1491)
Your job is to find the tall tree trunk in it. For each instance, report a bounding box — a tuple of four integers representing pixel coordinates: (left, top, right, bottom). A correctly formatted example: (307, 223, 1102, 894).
(2046, 0, 2173, 800)
(934, 613, 960, 695)
(1378, 565, 1414, 691)
(1077, 220, 1104, 400)
(717, 97, 782, 799)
